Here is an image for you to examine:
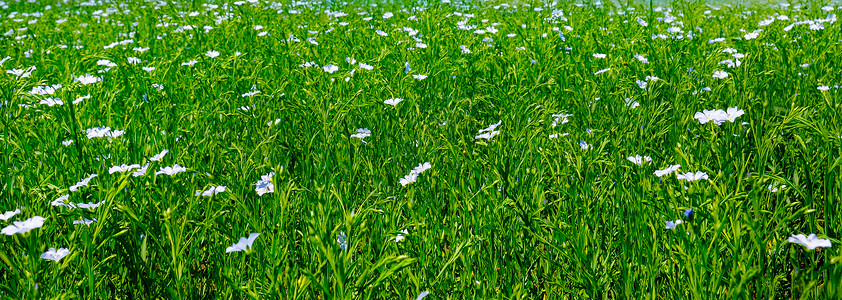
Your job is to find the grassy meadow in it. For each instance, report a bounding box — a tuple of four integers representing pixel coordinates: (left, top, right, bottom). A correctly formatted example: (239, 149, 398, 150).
(1, 0, 842, 298)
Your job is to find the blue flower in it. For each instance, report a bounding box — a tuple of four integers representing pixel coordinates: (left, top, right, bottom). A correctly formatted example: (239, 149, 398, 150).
(684, 209, 693, 218)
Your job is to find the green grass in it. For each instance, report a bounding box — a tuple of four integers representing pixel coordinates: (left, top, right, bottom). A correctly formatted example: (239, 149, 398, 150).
(1, 0, 841, 298)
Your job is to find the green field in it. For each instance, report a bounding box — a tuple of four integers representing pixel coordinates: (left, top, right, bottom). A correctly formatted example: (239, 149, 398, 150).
(1, 0, 841, 298)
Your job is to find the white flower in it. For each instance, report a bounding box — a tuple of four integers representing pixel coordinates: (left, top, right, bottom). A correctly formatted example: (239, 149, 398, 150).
(226, 233, 260, 253)
(712, 70, 728, 79)
(76, 201, 104, 210)
(40, 97, 64, 107)
(359, 63, 373, 70)
(654, 164, 681, 177)
(592, 53, 606, 59)
(634, 54, 649, 64)
(1, 216, 46, 235)
(376, 30, 388, 37)
(475, 120, 502, 140)
(400, 162, 432, 186)
(206, 50, 220, 58)
(818, 86, 830, 91)
(665, 219, 683, 230)
(323, 64, 339, 73)
(0, 208, 21, 221)
(396, 229, 408, 242)
(142, 66, 156, 72)
(155, 165, 187, 176)
(86, 127, 125, 139)
(51, 194, 74, 208)
(75, 74, 101, 85)
(594, 68, 611, 75)
(74, 94, 90, 104)
(788, 233, 832, 250)
(384, 98, 404, 106)
(350, 128, 371, 139)
(127, 57, 141, 64)
(412, 74, 428, 80)
(676, 171, 709, 181)
(242, 90, 261, 97)
(196, 186, 226, 197)
(132, 164, 149, 177)
(255, 172, 275, 196)
(62, 140, 74, 146)
(626, 155, 652, 166)
(40, 248, 70, 262)
(109, 164, 141, 174)
(181, 60, 198, 66)
(69, 174, 98, 191)
(725, 107, 745, 122)
(73, 218, 96, 225)
(416, 291, 430, 300)
(150, 149, 169, 161)
(694, 109, 728, 125)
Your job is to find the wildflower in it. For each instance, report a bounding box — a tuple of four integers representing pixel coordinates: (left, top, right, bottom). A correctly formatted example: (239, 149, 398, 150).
(255, 172, 275, 196)
(69, 174, 98, 191)
(40, 97, 63, 107)
(323, 64, 339, 73)
(75, 74, 101, 85)
(156, 165, 186, 176)
(384, 98, 404, 106)
(108, 164, 141, 174)
(350, 128, 371, 139)
(404, 62, 411, 74)
(400, 162, 432, 186)
(665, 219, 683, 230)
(127, 57, 141, 64)
(241, 90, 260, 97)
(636, 16, 648, 27)
(694, 109, 728, 125)
(150, 149, 169, 161)
(51, 195, 74, 208)
(74, 95, 90, 104)
(181, 60, 198, 66)
(654, 164, 681, 177)
(196, 185, 226, 197)
(76, 201, 104, 210)
(1, 216, 46, 235)
(40, 248, 70, 262)
(416, 291, 430, 300)
(73, 218, 96, 225)
(594, 68, 611, 75)
(634, 54, 649, 63)
(579, 141, 589, 150)
(142, 66, 155, 72)
(412, 74, 427, 80)
(359, 63, 373, 70)
(337, 230, 348, 251)
(86, 127, 125, 139)
(712, 70, 728, 79)
(475, 120, 502, 140)
(62, 140, 74, 146)
(626, 155, 652, 166)
(396, 229, 408, 242)
(592, 53, 606, 59)
(206, 50, 220, 58)
(0, 208, 21, 221)
(724, 107, 745, 122)
(676, 171, 708, 181)
(818, 86, 830, 91)
(788, 234, 832, 250)
(132, 164, 149, 177)
(226, 233, 260, 253)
